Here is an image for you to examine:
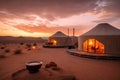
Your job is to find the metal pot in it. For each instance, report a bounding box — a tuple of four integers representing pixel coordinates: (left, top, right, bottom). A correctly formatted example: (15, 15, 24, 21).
(26, 61, 42, 73)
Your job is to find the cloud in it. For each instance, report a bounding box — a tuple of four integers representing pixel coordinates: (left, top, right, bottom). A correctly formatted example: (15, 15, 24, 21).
(14, 24, 87, 36)
(103, 0, 120, 16)
(1, 12, 99, 35)
(0, 0, 120, 22)
(0, 0, 97, 19)
(0, 0, 120, 19)
(0, 21, 68, 37)
(3, 14, 50, 26)
(94, 0, 120, 18)
(0, 0, 120, 37)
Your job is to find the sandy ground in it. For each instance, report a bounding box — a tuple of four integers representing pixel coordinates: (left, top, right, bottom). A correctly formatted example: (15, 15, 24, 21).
(0, 43, 120, 80)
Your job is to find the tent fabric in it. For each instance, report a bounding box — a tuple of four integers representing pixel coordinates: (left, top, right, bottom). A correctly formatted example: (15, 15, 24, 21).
(81, 23, 120, 36)
(50, 31, 68, 37)
(48, 31, 78, 47)
(49, 31, 71, 47)
(78, 23, 120, 54)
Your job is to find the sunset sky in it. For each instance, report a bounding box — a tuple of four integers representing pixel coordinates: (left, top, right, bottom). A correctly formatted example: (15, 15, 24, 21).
(0, 0, 120, 37)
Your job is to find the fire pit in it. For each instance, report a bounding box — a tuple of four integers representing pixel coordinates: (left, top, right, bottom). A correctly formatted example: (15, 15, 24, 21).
(26, 61, 42, 73)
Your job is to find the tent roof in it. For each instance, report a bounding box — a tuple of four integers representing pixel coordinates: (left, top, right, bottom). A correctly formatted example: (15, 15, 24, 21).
(50, 31, 68, 37)
(81, 23, 120, 36)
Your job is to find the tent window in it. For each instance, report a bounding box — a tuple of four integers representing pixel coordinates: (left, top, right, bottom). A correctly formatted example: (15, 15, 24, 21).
(49, 39, 57, 46)
(83, 39, 104, 53)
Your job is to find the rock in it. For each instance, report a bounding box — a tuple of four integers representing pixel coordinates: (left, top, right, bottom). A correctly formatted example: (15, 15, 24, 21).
(49, 62, 57, 67)
(51, 67, 61, 71)
(45, 62, 57, 68)
(45, 64, 51, 68)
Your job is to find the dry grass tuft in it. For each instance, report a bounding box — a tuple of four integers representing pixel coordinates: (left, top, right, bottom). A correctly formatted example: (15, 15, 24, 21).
(4, 49, 10, 53)
(14, 49, 22, 54)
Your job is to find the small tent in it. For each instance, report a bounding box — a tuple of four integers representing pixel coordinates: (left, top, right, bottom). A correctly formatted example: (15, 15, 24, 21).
(78, 23, 120, 54)
(48, 31, 71, 47)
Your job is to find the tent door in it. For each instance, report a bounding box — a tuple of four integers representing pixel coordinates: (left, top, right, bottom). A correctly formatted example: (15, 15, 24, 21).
(83, 39, 104, 53)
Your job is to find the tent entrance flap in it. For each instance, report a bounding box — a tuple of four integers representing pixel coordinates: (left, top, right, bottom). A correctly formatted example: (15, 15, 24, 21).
(83, 39, 104, 53)
(49, 39, 57, 46)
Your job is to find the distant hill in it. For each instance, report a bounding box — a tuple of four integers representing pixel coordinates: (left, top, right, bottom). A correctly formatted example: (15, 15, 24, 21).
(0, 36, 45, 43)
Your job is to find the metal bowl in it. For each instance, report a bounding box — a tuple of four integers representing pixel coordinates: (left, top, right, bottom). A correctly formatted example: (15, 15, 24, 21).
(26, 61, 42, 73)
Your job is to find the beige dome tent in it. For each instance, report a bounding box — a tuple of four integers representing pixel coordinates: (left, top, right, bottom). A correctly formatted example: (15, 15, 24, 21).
(78, 23, 120, 54)
(48, 31, 71, 47)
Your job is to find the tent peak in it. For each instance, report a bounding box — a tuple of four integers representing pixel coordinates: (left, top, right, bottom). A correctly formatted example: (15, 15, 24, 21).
(81, 23, 120, 36)
(56, 31, 64, 33)
(50, 31, 68, 37)
(98, 23, 110, 26)
(97, 23, 113, 27)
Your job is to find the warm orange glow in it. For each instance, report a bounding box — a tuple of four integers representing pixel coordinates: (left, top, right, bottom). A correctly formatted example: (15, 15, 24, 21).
(53, 40, 57, 45)
(0, 13, 102, 37)
(32, 46, 36, 50)
(83, 39, 104, 53)
(1, 12, 119, 37)
(89, 40, 93, 45)
(49, 39, 57, 46)
(0, 22, 51, 37)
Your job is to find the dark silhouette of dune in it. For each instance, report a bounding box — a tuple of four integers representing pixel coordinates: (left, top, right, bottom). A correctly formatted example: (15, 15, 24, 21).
(0, 36, 44, 43)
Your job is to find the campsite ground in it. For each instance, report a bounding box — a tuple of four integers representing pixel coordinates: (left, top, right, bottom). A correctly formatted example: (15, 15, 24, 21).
(0, 43, 120, 80)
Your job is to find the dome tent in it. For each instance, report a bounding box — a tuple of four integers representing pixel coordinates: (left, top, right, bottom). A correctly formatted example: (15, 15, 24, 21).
(48, 31, 72, 47)
(78, 23, 120, 54)
(50, 31, 68, 37)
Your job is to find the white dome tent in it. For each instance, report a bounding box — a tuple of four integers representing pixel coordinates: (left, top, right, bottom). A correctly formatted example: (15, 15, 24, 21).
(49, 31, 71, 47)
(44, 31, 72, 48)
(78, 23, 120, 54)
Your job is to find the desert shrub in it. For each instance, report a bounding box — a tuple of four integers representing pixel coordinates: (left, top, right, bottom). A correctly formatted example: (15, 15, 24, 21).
(0, 55, 5, 58)
(4, 49, 10, 53)
(20, 42, 24, 45)
(14, 49, 22, 54)
(45, 62, 57, 68)
(1, 47, 5, 49)
(26, 44, 31, 48)
(33, 43, 37, 46)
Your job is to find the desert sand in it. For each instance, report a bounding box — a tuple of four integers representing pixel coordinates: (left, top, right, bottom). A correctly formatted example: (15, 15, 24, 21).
(0, 43, 120, 80)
